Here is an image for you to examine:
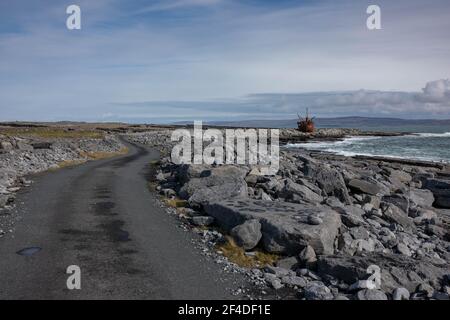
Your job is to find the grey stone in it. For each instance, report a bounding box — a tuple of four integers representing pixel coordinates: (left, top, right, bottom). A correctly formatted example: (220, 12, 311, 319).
(382, 204, 415, 230)
(16, 141, 33, 151)
(0, 141, 13, 151)
(179, 165, 248, 206)
(384, 168, 412, 183)
(281, 179, 323, 203)
(0, 195, 9, 207)
(396, 243, 412, 257)
(382, 194, 410, 213)
(334, 206, 365, 227)
(264, 273, 283, 290)
(417, 283, 434, 298)
(187, 182, 248, 207)
(276, 256, 299, 270)
(191, 216, 215, 226)
(356, 289, 388, 300)
(408, 189, 435, 208)
(230, 219, 262, 250)
(298, 245, 317, 268)
(362, 195, 381, 209)
(204, 199, 341, 255)
(317, 253, 448, 293)
(304, 281, 334, 300)
(348, 179, 381, 195)
(264, 266, 292, 277)
(307, 215, 323, 225)
(349, 226, 370, 240)
(281, 275, 307, 288)
(432, 292, 449, 300)
(349, 280, 374, 291)
(392, 287, 410, 300)
(334, 295, 350, 300)
(305, 165, 352, 204)
(425, 224, 448, 239)
(162, 188, 176, 198)
(423, 178, 450, 208)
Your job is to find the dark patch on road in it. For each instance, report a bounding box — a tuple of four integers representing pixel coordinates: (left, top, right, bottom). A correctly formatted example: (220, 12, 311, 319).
(94, 201, 115, 211)
(98, 219, 131, 242)
(118, 248, 138, 255)
(16, 247, 42, 256)
(73, 244, 91, 250)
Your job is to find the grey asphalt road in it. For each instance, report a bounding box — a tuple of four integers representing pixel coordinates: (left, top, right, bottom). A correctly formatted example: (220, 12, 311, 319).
(0, 139, 247, 299)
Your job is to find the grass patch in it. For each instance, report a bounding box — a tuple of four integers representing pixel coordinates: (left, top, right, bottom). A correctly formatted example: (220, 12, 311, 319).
(216, 236, 279, 268)
(0, 127, 104, 139)
(149, 159, 161, 166)
(55, 147, 128, 169)
(79, 147, 129, 160)
(164, 198, 188, 208)
(57, 159, 86, 169)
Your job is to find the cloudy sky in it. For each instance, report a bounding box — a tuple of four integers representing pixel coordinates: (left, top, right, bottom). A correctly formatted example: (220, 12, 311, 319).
(0, 0, 449, 122)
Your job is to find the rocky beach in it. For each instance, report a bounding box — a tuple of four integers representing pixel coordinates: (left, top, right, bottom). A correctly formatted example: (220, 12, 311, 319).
(1, 123, 449, 300)
(127, 127, 450, 300)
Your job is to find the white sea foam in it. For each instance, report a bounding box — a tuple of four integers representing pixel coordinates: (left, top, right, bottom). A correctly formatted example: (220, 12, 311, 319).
(285, 134, 450, 163)
(414, 132, 450, 138)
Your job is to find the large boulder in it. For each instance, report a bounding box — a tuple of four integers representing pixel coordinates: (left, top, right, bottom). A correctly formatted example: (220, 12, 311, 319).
(423, 178, 450, 208)
(230, 219, 262, 250)
(281, 179, 323, 203)
(176, 164, 213, 184)
(317, 253, 448, 293)
(382, 194, 409, 212)
(384, 188, 435, 210)
(204, 199, 341, 255)
(187, 182, 248, 207)
(408, 189, 435, 208)
(348, 179, 382, 195)
(385, 168, 412, 183)
(304, 165, 352, 204)
(381, 204, 415, 230)
(179, 165, 248, 206)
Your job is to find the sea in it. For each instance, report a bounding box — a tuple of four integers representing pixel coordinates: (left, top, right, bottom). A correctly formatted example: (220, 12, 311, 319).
(286, 125, 450, 163)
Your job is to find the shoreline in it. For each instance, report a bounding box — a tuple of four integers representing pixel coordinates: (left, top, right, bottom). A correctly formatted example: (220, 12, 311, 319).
(282, 131, 450, 168)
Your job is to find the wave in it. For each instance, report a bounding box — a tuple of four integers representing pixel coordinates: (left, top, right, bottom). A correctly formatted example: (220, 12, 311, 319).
(285, 134, 450, 164)
(414, 132, 450, 137)
(285, 136, 379, 149)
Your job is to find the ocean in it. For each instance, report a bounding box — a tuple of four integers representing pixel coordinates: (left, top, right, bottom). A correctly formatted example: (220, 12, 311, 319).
(286, 126, 450, 163)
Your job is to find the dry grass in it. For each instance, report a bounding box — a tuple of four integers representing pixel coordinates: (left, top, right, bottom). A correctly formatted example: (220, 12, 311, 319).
(216, 236, 279, 268)
(164, 198, 188, 208)
(78, 147, 129, 160)
(149, 159, 161, 166)
(56, 159, 86, 169)
(0, 127, 104, 139)
(55, 147, 129, 169)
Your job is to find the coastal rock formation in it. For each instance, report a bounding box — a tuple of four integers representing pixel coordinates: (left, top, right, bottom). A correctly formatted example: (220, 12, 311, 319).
(205, 199, 341, 255)
(130, 129, 450, 300)
(424, 178, 450, 208)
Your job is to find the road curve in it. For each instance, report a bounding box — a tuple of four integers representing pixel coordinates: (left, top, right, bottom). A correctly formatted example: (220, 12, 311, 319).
(0, 139, 246, 299)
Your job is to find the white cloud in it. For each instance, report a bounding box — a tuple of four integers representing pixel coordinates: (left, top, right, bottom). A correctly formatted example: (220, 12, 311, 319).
(418, 79, 450, 103)
(135, 0, 222, 13)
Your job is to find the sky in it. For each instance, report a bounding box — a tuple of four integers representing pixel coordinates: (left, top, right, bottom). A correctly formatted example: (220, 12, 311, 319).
(0, 0, 449, 123)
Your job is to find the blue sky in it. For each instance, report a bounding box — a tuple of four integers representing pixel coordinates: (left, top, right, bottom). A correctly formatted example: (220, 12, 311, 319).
(0, 0, 449, 122)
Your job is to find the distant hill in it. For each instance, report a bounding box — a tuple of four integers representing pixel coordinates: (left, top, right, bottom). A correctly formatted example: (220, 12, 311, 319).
(174, 117, 450, 133)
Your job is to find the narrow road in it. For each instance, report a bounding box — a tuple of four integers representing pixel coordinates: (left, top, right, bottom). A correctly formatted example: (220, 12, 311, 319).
(0, 139, 246, 299)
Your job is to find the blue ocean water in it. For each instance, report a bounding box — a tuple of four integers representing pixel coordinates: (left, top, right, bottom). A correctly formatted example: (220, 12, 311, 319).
(286, 132, 450, 163)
